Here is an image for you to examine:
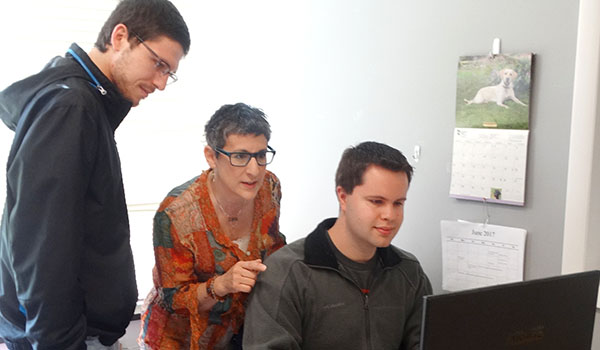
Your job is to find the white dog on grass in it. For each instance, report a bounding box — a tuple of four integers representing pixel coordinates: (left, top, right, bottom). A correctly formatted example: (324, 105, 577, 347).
(464, 68, 528, 109)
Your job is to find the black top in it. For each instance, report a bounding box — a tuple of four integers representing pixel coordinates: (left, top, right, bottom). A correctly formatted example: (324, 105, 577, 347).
(0, 43, 137, 349)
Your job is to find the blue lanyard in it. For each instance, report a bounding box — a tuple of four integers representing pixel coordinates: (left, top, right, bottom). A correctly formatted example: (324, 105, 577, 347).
(67, 48, 107, 96)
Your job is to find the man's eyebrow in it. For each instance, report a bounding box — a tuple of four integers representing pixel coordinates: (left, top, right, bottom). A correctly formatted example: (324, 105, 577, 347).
(230, 148, 268, 153)
(365, 195, 388, 201)
(365, 195, 407, 201)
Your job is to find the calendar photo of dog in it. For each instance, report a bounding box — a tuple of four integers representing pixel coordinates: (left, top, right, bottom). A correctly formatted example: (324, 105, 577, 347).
(455, 53, 532, 130)
(464, 68, 527, 109)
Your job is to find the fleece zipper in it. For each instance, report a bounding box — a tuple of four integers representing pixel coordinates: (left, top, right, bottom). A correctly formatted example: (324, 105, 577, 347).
(309, 264, 379, 350)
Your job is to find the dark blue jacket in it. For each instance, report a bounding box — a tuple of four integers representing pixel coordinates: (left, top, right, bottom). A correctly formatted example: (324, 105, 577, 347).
(0, 43, 137, 349)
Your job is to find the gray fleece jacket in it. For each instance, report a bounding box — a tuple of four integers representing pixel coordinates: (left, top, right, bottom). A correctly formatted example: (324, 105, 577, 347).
(243, 218, 432, 350)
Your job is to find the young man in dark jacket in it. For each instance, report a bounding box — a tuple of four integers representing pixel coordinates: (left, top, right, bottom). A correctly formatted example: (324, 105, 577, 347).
(243, 141, 433, 350)
(0, 1, 190, 349)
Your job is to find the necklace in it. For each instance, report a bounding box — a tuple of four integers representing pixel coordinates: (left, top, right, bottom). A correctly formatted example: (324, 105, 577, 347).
(213, 195, 244, 223)
(208, 170, 250, 226)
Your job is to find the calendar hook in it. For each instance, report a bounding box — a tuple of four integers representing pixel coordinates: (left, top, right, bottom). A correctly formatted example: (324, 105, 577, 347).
(489, 38, 501, 59)
(483, 198, 491, 226)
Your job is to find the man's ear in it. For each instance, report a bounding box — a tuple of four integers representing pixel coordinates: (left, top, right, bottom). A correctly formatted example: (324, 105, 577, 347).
(336, 186, 349, 212)
(110, 24, 131, 52)
(204, 146, 217, 169)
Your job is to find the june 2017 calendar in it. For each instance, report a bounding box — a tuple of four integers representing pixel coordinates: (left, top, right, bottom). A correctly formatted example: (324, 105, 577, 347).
(440, 220, 526, 292)
(450, 128, 529, 206)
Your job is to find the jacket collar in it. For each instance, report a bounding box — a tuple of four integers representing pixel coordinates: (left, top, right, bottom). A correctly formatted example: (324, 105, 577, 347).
(304, 218, 402, 268)
(67, 43, 132, 131)
(0, 44, 132, 133)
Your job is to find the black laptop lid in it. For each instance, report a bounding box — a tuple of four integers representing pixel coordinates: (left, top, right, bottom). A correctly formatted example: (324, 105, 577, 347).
(420, 270, 600, 350)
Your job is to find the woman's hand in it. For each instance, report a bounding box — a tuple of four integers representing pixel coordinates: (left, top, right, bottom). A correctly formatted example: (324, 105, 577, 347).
(214, 259, 267, 297)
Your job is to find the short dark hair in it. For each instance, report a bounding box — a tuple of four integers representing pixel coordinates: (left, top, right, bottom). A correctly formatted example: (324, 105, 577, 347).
(204, 103, 271, 150)
(95, 0, 190, 55)
(335, 141, 413, 194)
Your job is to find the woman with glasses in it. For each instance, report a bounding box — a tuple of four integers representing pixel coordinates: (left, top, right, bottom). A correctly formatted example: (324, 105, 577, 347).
(139, 103, 285, 350)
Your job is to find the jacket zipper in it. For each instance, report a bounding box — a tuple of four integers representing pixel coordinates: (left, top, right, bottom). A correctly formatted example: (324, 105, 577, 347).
(363, 292, 372, 350)
(361, 265, 394, 350)
(67, 48, 108, 96)
(312, 265, 376, 349)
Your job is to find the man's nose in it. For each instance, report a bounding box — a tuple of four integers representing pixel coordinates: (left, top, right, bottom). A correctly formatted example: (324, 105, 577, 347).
(381, 204, 397, 220)
(153, 73, 168, 91)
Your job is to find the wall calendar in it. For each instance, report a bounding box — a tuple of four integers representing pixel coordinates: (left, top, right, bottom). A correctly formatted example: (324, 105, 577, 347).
(450, 52, 533, 206)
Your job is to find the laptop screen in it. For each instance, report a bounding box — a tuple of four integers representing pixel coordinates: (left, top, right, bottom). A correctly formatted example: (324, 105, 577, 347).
(420, 270, 600, 350)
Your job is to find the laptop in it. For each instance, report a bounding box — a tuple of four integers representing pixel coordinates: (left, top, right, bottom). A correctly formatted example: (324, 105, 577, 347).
(420, 270, 600, 350)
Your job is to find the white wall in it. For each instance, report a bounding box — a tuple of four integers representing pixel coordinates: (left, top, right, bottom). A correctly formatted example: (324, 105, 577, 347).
(562, 0, 600, 275)
(5, 1, 600, 347)
(0, 0, 584, 300)
(561, 1, 600, 346)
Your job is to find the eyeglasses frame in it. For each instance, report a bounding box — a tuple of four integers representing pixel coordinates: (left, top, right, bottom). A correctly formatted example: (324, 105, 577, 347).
(214, 145, 276, 167)
(131, 30, 178, 84)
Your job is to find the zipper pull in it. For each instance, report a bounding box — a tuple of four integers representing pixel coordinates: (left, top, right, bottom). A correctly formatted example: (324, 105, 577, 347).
(97, 85, 107, 96)
(361, 289, 369, 309)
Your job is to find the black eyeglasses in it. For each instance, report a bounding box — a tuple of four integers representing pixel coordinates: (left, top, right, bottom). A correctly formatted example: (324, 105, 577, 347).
(215, 146, 276, 167)
(131, 31, 178, 84)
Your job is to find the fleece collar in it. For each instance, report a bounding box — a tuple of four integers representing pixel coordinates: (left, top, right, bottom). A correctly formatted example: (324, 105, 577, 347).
(303, 218, 402, 269)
